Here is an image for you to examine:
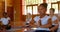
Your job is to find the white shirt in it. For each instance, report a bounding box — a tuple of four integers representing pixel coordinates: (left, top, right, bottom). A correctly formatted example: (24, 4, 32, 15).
(34, 16, 40, 24)
(0, 17, 10, 25)
(50, 16, 58, 25)
(33, 15, 50, 31)
(26, 18, 32, 23)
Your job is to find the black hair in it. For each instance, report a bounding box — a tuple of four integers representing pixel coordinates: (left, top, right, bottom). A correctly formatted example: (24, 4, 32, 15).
(39, 3, 48, 8)
(50, 8, 55, 12)
(3, 12, 7, 16)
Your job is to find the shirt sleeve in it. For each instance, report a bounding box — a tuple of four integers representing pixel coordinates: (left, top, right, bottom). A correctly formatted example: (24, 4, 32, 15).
(34, 16, 40, 23)
(53, 16, 58, 21)
(0, 18, 2, 21)
(7, 17, 10, 20)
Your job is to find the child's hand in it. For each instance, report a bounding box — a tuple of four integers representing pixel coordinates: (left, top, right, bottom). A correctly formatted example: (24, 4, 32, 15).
(9, 24, 11, 25)
(50, 29, 54, 32)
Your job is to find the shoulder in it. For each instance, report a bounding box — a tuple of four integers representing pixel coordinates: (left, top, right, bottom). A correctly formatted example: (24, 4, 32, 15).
(0, 17, 4, 21)
(34, 16, 40, 20)
(1, 17, 4, 19)
(53, 16, 58, 19)
(45, 15, 50, 19)
(34, 16, 40, 21)
(7, 17, 10, 18)
(34, 16, 40, 19)
(53, 16, 57, 18)
(7, 17, 10, 20)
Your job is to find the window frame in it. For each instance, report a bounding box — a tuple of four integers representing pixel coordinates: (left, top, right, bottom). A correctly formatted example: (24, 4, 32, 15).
(51, 2, 59, 14)
(26, 4, 38, 15)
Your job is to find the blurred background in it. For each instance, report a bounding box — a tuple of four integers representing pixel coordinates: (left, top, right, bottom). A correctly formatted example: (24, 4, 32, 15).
(0, 0, 60, 32)
(22, 0, 60, 21)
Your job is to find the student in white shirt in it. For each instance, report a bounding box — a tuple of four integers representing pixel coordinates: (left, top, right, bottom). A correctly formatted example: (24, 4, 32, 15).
(34, 3, 52, 32)
(1, 12, 11, 31)
(24, 13, 32, 31)
(25, 13, 32, 27)
(49, 8, 59, 32)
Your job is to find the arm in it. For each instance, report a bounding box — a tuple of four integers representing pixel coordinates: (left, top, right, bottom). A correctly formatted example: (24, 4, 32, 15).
(38, 18, 52, 28)
(29, 19, 35, 27)
(50, 19, 59, 31)
(30, 16, 40, 27)
(8, 17, 11, 25)
(8, 20, 11, 25)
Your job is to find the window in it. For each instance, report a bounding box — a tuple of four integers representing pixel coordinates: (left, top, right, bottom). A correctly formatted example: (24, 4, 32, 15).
(27, 6, 32, 15)
(22, 0, 43, 15)
(26, 0, 43, 5)
(26, 5, 38, 15)
(52, 4, 58, 14)
(46, 0, 59, 14)
(33, 6, 38, 14)
(46, 4, 51, 14)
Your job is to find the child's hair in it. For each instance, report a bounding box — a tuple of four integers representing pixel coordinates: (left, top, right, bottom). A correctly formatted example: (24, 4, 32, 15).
(27, 13, 31, 15)
(3, 12, 7, 16)
(50, 8, 55, 12)
(38, 3, 48, 8)
(26, 13, 31, 18)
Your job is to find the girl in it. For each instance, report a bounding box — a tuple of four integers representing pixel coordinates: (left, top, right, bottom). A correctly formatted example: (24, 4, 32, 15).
(49, 8, 59, 32)
(34, 3, 52, 32)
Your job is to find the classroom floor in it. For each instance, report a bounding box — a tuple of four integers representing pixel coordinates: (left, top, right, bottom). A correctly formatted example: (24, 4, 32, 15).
(4, 22, 60, 32)
(6, 28, 60, 32)
(6, 27, 60, 32)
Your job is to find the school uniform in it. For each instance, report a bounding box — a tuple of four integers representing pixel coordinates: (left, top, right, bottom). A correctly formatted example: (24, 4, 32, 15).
(34, 15, 50, 32)
(50, 16, 58, 32)
(0, 17, 11, 30)
(25, 18, 32, 27)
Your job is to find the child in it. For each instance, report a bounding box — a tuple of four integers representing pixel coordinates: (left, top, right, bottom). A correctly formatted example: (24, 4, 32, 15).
(1, 12, 11, 32)
(49, 8, 59, 32)
(34, 3, 52, 32)
(25, 13, 32, 27)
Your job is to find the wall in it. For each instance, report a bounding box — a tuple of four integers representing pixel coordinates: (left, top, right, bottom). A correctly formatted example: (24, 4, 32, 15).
(13, 0, 24, 27)
(0, 1, 5, 18)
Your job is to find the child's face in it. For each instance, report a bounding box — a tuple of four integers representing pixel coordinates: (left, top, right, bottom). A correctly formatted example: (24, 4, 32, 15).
(3, 14, 7, 17)
(38, 6, 46, 15)
(27, 13, 31, 18)
(50, 10, 54, 15)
